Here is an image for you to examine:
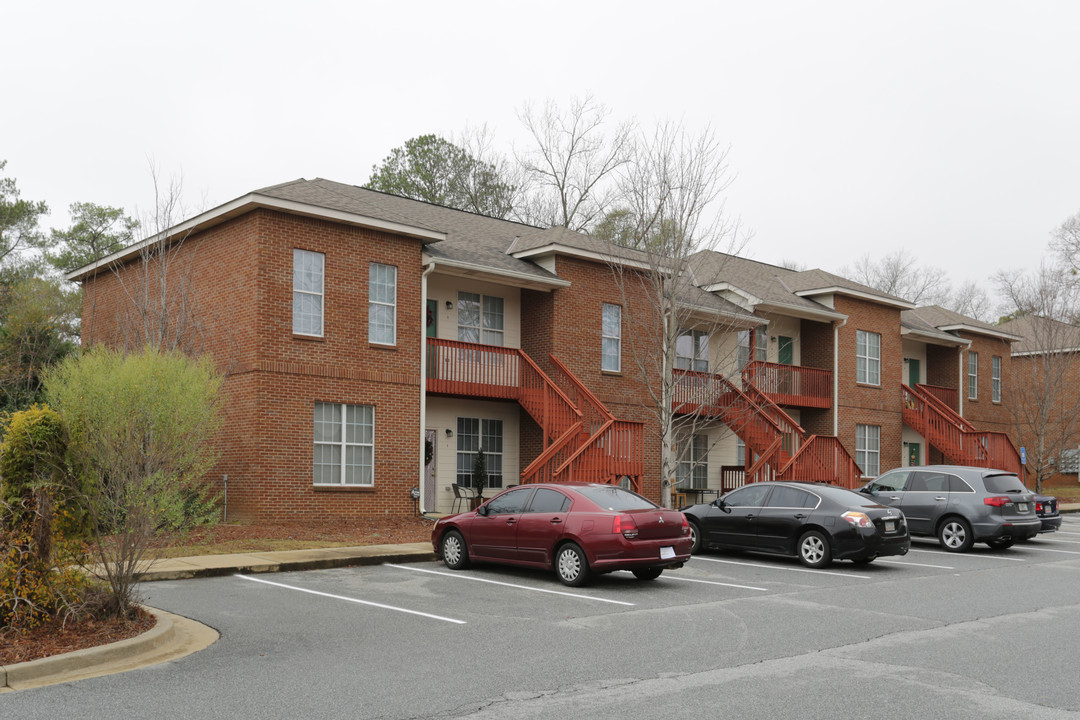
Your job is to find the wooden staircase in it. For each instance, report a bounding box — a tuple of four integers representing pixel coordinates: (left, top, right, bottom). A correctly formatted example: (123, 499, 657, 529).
(902, 383, 1022, 473)
(426, 338, 644, 491)
(673, 369, 863, 488)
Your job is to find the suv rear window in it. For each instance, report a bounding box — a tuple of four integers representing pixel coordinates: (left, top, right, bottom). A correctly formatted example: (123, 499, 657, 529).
(982, 474, 1027, 494)
(574, 486, 657, 510)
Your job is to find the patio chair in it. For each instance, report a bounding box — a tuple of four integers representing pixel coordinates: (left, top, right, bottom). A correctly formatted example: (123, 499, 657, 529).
(451, 483, 476, 514)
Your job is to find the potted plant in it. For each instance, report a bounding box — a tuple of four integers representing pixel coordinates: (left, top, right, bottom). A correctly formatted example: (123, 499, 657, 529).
(471, 446, 488, 508)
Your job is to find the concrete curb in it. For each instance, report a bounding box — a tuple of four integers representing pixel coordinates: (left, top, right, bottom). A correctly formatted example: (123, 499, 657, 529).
(1, 607, 218, 692)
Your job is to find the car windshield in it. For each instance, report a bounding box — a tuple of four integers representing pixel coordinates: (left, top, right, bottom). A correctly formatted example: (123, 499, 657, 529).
(574, 486, 657, 510)
(983, 474, 1027, 494)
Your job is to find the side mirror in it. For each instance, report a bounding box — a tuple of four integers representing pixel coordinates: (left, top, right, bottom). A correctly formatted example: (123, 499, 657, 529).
(475, 505, 488, 516)
(716, 499, 731, 514)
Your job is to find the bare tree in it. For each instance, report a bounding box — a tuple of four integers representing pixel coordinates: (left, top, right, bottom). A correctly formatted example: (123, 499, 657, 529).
(996, 263, 1080, 492)
(516, 95, 634, 232)
(841, 250, 950, 305)
(607, 123, 752, 507)
(1049, 209, 1080, 277)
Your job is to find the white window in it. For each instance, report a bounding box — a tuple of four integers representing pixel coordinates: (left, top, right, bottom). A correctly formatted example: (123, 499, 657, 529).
(737, 327, 767, 369)
(456, 418, 504, 489)
(856, 330, 881, 385)
(293, 249, 324, 336)
(676, 434, 708, 489)
(457, 292, 504, 346)
(992, 355, 1002, 403)
(602, 303, 621, 372)
(735, 437, 746, 467)
(367, 263, 397, 345)
(856, 424, 880, 477)
(313, 402, 374, 486)
(968, 352, 978, 400)
(676, 330, 709, 372)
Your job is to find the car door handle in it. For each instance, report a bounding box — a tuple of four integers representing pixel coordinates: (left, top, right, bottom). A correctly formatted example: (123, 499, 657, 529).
(505, 518, 516, 525)
(793, 514, 806, 519)
(934, 496, 947, 501)
(888, 496, 900, 501)
(745, 513, 755, 519)
(549, 517, 562, 525)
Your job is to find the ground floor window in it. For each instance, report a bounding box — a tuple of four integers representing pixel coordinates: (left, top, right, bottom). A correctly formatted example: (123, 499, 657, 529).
(676, 434, 708, 489)
(456, 418, 504, 490)
(314, 402, 374, 486)
(856, 424, 880, 477)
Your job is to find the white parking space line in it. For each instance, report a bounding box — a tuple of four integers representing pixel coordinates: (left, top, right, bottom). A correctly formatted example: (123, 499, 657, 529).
(1040, 536, 1080, 544)
(908, 548, 1027, 562)
(385, 564, 636, 606)
(234, 574, 466, 624)
(1012, 545, 1080, 556)
(660, 575, 769, 591)
(875, 558, 955, 569)
(692, 556, 871, 579)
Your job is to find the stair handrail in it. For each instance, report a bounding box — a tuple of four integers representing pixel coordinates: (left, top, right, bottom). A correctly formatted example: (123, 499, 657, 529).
(519, 420, 586, 485)
(911, 383, 975, 431)
(746, 436, 783, 483)
(779, 435, 863, 489)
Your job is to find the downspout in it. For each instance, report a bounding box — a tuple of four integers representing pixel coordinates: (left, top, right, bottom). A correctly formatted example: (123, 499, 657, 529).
(419, 261, 436, 514)
(957, 346, 964, 417)
(833, 317, 847, 436)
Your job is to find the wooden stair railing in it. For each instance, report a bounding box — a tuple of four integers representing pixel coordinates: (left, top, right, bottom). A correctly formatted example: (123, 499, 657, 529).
(903, 383, 1022, 473)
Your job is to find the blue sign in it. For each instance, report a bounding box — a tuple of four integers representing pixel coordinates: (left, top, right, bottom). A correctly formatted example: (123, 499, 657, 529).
(1020, 447, 1027, 465)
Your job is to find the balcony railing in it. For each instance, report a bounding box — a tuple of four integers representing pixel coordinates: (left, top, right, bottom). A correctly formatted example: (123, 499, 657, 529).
(915, 384, 959, 412)
(741, 361, 832, 408)
(902, 384, 1021, 473)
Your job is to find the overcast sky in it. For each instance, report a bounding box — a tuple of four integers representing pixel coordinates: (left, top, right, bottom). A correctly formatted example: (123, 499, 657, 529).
(5, 1, 1079, 303)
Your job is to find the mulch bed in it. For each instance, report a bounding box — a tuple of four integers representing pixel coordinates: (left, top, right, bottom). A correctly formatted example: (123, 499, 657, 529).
(0, 609, 155, 666)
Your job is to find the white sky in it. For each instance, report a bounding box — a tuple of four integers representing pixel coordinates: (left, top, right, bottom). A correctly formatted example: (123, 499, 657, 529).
(5, 1, 1079, 300)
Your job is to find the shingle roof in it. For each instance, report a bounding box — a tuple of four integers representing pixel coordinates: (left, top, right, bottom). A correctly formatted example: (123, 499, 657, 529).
(911, 305, 1020, 341)
(1000, 315, 1080, 354)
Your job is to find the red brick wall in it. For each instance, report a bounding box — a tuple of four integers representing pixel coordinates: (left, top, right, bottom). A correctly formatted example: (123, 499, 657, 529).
(833, 296, 905, 474)
(959, 333, 1014, 433)
(80, 209, 426, 522)
(798, 319, 836, 437)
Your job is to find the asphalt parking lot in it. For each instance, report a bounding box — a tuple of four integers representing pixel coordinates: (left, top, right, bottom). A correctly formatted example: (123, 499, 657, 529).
(5, 515, 1080, 719)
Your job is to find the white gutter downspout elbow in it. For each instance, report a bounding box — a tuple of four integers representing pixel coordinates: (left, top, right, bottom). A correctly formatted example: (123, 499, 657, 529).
(419, 262, 436, 512)
(833, 317, 847, 436)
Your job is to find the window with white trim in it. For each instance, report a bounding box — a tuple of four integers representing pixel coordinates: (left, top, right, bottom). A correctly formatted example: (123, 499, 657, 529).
(736, 327, 767, 369)
(676, 330, 709, 372)
(602, 303, 621, 372)
(293, 249, 324, 336)
(968, 352, 978, 400)
(457, 292, 504, 346)
(856, 424, 880, 477)
(676, 434, 708, 489)
(856, 330, 881, 385)
(456, 418, 504, 489)
(313, 402, 374, 486)
(368, 263, 397, 344)
(735, 437, 746, 467)
(992, 355, 1001, 403)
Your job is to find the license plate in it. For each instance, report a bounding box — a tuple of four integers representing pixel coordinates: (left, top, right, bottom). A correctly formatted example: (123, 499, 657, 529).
(885, 520, 896, 533)
(1017, 503, 1029, 512)
(660, 546, 675, 560)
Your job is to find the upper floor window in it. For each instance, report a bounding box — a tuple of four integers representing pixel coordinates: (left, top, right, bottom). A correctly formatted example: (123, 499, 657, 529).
(855, 423, 880, 477)
(968, 351, 978, 400)
(737, 327, 767, 369)
(369, 263, 397, 345)
(293, 249, 324, 336)
(676, 330, 709, 372)
(856, 330, 881, 385)
(457, 292, 504, 346)
(313, 402, 374, 486)
(992, 355, 1001, 403)
(602, 303, 621, 372)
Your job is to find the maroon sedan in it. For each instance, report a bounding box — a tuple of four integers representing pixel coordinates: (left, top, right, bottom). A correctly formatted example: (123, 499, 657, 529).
(431, 483, 692, 586)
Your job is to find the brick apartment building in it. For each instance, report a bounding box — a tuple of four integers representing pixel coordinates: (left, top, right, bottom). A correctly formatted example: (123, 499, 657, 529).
(66, 178, 1025, 521)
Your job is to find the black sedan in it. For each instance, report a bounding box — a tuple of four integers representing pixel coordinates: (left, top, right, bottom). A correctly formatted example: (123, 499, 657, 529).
(1032, 492, 1062, 535)
(683, 481, 910, 568)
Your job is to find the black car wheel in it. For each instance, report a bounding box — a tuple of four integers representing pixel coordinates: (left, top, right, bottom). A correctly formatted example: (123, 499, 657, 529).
(555, 543, 591, 587)
(631, 567, 663, 581)
(938, 517, 974, 552)
(797, 530, 832, 568)
(441, 530, 469, 570)
(987, 538, 1015, 550)
(688, 520, 702, 555)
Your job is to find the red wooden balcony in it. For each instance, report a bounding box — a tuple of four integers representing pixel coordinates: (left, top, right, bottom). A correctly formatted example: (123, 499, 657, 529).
(902, 384, 1021, 473)
(741, 361, 832, 408)
(426, 338, 644, 490)
(915, 383, 959, 412)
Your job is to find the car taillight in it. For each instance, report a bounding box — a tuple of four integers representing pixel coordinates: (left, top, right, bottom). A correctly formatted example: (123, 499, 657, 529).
(612, 514, 638, 539)
(841, 511, 872, 528)
(984, 496, 1010, 507)
(1036, 501, 1044, 513)
(682, 514, 690, 536)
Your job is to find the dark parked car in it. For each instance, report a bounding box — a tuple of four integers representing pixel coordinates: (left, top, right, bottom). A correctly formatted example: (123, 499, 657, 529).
(860, 465, 1040, 551)
(431, 483, 692, 586)
(682, 481, 909, 568)
(1030, 491, 1062, 536)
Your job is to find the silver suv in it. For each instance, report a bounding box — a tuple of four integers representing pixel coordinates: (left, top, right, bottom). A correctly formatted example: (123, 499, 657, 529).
(859, 465, 1040, 552)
